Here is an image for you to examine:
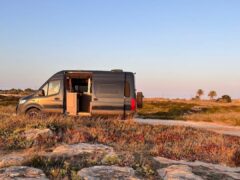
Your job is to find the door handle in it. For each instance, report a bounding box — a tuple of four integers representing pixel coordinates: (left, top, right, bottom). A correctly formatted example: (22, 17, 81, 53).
(94, 98, 98, 101)
(54, 98, 60, 101)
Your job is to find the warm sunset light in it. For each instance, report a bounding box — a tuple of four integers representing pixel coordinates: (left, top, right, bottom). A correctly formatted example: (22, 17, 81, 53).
(1, 1, 240, 98)
(1, 1, 240, 179)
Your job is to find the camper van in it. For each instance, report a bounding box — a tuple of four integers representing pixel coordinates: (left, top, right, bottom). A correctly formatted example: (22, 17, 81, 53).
(16, 70, 136, 119)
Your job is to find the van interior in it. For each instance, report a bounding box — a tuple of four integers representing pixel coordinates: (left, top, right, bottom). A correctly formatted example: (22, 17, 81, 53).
(66, 72, 92, 116)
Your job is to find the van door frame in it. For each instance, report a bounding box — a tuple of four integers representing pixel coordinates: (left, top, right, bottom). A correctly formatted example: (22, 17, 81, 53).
(64, 71, 93, 116)
(37, 75, 64, 114)
(63, 71, 67, 114)
(123, 72, 127, 119)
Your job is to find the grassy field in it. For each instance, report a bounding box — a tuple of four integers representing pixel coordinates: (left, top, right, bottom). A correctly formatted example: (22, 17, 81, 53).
(0, 95, 20, 106)
(1, 93, 240, 178)
(0, 104, 240, 178)
(138, 98, 240, 126)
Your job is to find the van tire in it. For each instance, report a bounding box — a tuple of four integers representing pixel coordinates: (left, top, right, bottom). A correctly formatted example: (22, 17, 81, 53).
(26, 108, 41, 118)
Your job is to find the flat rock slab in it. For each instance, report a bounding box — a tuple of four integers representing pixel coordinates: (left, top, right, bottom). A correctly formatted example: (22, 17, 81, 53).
(155, 157, 240, 179)
(77, 166, 140, 180)
(48, 143, 115, 157)
(0, 166, 48, 180)
(158, 165, 203, 180)
(0, 143, 116, 168)
(0, 152, 31, 168)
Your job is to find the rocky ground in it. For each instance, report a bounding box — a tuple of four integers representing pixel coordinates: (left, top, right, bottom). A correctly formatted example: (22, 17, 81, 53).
(1, 144, 240, 179)
(0, 128, 240, 179)
(155, 157, 240, 180)
(0, 141, 140, 179)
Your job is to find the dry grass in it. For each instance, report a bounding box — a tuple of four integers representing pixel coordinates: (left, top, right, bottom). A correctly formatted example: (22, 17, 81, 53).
(183, 112, 240, 126)
(138, 98, 240, 126)
(1, 106, 240, 169)
(2, 97, 240, 178)
(145, 98, 240, 106)
(0, 95, 20, 106)
(1, 104, 240, 179)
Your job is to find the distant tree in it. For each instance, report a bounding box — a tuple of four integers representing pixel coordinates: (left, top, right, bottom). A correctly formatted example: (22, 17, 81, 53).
(196, 89, 204, 99)
(208, 91, 217, 100)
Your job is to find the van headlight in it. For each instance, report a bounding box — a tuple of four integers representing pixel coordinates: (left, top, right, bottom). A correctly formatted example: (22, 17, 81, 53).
(19, 99, 27, 104)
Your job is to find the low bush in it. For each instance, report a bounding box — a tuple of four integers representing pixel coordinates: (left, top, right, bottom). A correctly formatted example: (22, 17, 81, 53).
(217, 95, 232, 103)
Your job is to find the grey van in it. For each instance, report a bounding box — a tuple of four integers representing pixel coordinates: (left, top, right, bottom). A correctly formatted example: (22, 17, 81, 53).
(16, 70, 136, 119)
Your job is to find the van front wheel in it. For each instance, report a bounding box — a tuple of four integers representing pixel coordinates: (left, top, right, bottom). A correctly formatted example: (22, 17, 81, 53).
(26, 108, 41, 118)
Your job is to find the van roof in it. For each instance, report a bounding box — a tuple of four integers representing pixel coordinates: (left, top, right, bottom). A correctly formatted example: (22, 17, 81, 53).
(56, 70, 134, 74)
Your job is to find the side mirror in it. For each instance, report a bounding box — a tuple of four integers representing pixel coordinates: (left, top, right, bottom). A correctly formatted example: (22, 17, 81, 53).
(37, 89, 45, 97)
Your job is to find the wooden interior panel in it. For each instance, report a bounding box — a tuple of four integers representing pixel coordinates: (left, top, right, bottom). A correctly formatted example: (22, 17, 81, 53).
(67, 92, 78, 115)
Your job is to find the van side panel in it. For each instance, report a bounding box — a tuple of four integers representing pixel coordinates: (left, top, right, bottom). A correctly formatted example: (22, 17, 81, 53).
(91, 72, 125, 115)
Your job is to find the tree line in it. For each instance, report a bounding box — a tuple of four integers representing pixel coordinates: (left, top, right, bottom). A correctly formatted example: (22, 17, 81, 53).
(194, 89, 232, 103)
(0, 88, 35, 95)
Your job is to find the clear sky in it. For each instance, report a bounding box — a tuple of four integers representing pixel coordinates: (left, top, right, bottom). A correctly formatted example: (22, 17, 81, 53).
(1, 0, 240, 98)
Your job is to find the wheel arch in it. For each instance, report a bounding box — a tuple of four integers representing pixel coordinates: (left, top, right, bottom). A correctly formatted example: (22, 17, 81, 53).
(24, 104, 43, 114)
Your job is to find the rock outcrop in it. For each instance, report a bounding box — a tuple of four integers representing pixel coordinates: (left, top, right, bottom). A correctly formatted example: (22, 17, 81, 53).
(0, 152, 32, 168)
(77, 165, 140, 180)
(47, 143, 116, 157)
(0, 166, 48, 180)
(158, 165, 203, 180)
(0, 143, 117, 169)
(155, 157, 240, 180)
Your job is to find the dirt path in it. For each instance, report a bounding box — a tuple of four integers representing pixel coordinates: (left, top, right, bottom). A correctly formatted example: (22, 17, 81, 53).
(135, 118, 240, 137)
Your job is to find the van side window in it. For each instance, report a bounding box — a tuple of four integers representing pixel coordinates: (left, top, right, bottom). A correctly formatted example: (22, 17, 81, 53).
(95, 82, 123, 98)
(48, 80, 61, 96)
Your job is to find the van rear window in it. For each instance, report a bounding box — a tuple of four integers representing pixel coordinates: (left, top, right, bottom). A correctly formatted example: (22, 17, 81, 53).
(124, 81, 130, 97)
